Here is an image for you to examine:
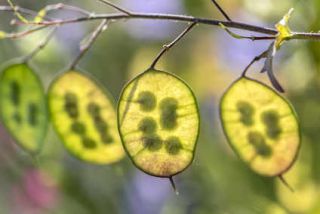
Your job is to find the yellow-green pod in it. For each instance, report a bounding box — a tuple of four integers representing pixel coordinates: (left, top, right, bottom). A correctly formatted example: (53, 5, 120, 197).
(118, 69, 200, 177)
(48, 71, 124, 164)
(220, 77, 300, 176)
(0, 63, 48, 154)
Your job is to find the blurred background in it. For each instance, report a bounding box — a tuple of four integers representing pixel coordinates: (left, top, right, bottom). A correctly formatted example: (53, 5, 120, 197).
(0, 0, 320, 213)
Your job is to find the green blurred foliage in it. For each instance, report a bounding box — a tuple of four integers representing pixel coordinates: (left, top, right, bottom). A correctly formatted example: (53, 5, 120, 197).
(0, 0, 320, 213)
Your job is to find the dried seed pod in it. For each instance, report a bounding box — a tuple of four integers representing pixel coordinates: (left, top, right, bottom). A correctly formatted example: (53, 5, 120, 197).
(0, 63, 48, 154)
(220, 77, 300, 176)
(118, 69, 200, 177)
(48, 71, 124, 164)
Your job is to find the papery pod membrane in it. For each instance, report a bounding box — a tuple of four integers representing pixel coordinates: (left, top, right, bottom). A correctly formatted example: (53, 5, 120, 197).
(0, 63, 48, 154)
(220, 77, 300, 176)
(118, 69, 200, 177)
(48, 71, 124, 164)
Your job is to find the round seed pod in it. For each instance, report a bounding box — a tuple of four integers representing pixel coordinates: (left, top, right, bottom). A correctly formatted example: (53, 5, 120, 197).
(0, 63, 48, 154)
(48, 71, 124, 164)
(220, 77, 300, 176)
(118, 69, 200, 177)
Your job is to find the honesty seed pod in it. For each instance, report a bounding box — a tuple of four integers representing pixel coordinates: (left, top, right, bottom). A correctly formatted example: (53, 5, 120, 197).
(0, 63, 48, 154)
(117, 69, 200, 177)
(220, 77, 300, 177)
(48, 71, 124, 164)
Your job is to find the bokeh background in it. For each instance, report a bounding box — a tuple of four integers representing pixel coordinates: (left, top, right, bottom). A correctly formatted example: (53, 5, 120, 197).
(0, 0, 320, 213)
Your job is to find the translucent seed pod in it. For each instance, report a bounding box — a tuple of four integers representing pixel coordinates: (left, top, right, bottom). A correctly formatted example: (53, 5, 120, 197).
(0, 63, 48, 154)
(48, 71, 124, 164)
(220, 77, 300, 176)
(118, 69, 200, 177)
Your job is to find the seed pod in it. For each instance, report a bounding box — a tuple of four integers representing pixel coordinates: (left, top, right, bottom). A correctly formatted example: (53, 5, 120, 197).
(0, 63, 48, 154)
(220, 77, 300, 176)
(118, 69, 200, 177)
(48, 71, 124, 164)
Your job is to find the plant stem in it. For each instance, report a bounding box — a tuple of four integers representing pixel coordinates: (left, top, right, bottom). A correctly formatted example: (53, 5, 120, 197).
(210, 0, 232, 21)
(69, 19, 108, 70)
(2, 5, 320, 41)
(150, 22, 197, 70)
(169, 177, 179, 195)
(242, 50, 267, 77)
(97, 0, 132, 15)
(24, 12, 278, 35)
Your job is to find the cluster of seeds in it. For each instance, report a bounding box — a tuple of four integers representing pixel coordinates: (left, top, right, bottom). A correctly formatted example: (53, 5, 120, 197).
(137, 91, 183, 155)
(236, 101, 282, 158)
(220, 77, 300, 176)
(48, 71, 124, 164)
(118, 69, 199, 177)
(63, 92, 115, 149)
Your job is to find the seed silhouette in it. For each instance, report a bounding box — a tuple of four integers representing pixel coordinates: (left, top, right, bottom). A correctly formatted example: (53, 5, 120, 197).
(64, 92, 79, 119)
(160, 97, 178, 130)
(143, 134, 162, 151)
(237, 101, 254, 126)
(137, 91, 157, 112)
(82, 137, 97, 149)
(71, 121, 86, 135)
(9, 81, 20, 106)
(138, 117, 157, 134)
(28, 103, 38, 126)
(12, 112, 22, 124)
(247, 131, 272, 157)
(165, 136, 182, 155)
(261, 110, 282, 139)
(101, 133, 113, 144)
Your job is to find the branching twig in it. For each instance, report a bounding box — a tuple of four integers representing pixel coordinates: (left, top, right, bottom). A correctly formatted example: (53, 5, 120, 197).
(149, 22, 197, 69)
(69, 19, 108, 70)
(242, 50, 268, 77)
(4, 25, 48, 39)
(15, 13, 277, 35)
(2, 3, 320, 41)
(0, 5, 43, 18)
(43, 3, 92, 16)
(210, 0, 232, 21)
(97, 0, 131, 15)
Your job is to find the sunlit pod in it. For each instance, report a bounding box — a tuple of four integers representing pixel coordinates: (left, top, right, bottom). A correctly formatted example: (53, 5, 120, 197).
(0, 63, 48, 154)
(48, 71, 124, 164)
(118, 69, 200, 177)
(220, 77, 300, 176)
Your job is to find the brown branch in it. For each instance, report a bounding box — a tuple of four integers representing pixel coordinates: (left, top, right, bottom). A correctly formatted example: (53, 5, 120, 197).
(97, 0, 131, 15)
(210, 0, 232, 21)
(8, 11, 278, 35)
(2, 4, 320, 41)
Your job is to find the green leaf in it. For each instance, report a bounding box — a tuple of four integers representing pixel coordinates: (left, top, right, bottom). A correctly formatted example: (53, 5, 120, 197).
(220, 77, 300, 177)
(48, 70, 124, 164)
(0, 63, 48, 154)
(117, 69, 200, 177)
